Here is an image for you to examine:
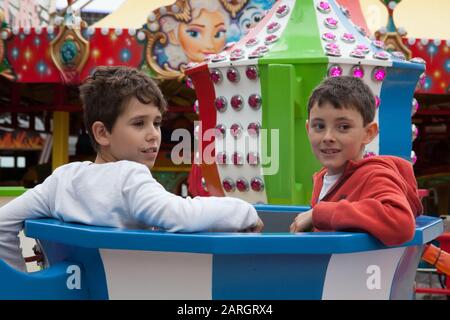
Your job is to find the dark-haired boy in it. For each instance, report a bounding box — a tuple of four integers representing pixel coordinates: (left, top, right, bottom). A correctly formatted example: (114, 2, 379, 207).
(290, 76, 422, 246)
(0, 66, 263, 272)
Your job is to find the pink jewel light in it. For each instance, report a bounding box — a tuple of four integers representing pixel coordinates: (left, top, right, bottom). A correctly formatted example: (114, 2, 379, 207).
(210, 69, 222, 84)
(215, 124, 226, 138)
(325, 48, 341, 57)
(230, 53, 244, 61)
(276, 4, 290, 18)
(185, 77, 194, 89)
(214, 96, 227, 112)
(374, 51, 389, 60)
(246, 38, 259, 47)
(372, 40, 385, 49)
(248, 50, 264, 59)
(248, 94, 262, 110)
(231, 95, 244, 111)
(411, 151, 417, 165)
(250, 177, 264, 192)
(226, 67, 240, 83)
(411, 98, 419, 116)
(419, 73, 426, 88)
(236, 178, 249, 192)
(247, 122, 261, 136)
(265, 34, 278, 45)
(375, 96, 381, 108)
(355, 44, 370, 54)
(350, 50, 365, 59)
(216, 152, 227, 165)
(351, 65, 364, 78)
(324, 17, 338, 29)
(317, 1, 331, 13)
(341, 33, 355, 43)
(247, 152, 260, 166)
(372, 67, 386, 82)
(222, 178, 235, 192)
(232, 152, 243, 166)
(328, 65, 343, 77)
(257, 45, 269, 53)
(412, 124, 419, 141)
(325, 43, 339, 50)
(322, 32, 336, 42)
(211, 54, 226, 62)
(246, 66, 259, 80)
(267, 22, 280, 33)
(230, 123, 243, 139)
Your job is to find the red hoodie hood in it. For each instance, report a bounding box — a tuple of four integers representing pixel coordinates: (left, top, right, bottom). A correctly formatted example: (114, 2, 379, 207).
(312, 155, 423, 216)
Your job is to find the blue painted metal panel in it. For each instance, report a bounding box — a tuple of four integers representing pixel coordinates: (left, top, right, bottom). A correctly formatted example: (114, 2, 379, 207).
(24, 215, 442, 254)
(379, 61, 424, 158)
(0, 259, 89, 300)
(212, 254, 330, 299)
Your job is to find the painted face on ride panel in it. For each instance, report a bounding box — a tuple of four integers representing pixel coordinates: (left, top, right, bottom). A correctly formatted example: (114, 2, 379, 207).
(177, 9, 227, 62)
(307, 102, 378, 175)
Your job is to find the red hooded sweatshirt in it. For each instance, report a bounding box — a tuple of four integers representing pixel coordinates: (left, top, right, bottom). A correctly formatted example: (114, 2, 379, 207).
(311, 156, 423, 246)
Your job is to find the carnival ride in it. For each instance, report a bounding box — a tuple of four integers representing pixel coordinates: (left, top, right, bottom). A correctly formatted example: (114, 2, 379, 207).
(0, 0, 448, 299)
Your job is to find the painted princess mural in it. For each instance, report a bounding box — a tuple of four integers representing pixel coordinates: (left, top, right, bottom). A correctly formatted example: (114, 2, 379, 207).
(144, 0, 275, 80)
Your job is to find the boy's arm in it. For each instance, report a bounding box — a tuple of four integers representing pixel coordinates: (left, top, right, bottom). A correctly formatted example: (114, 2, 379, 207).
(0, 179, 53, 272)
(312, 171, 416, 246)
(123, 165, 260, 232)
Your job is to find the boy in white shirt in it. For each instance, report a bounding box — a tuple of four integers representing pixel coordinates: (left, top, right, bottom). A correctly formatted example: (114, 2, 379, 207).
(0, 66, 263, 272)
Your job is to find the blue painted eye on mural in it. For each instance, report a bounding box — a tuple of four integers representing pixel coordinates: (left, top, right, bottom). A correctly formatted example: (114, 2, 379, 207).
(150, 0, 275, 77)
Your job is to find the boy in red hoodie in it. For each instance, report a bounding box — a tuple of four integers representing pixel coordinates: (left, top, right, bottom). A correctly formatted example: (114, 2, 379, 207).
(289, 76, 423, 246)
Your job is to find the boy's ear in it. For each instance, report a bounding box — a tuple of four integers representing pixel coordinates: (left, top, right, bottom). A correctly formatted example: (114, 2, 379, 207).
(305, 119, 309, 132)
(91, 121, 111, 147)
(363, 121, 379, 144)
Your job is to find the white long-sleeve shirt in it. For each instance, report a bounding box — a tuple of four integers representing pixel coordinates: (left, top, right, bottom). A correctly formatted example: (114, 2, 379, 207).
(0, 160, 259, 272)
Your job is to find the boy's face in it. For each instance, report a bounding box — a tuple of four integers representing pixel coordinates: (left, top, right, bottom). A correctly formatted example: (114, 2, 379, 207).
(102, 97, 162, 169)
(307, 102, 378, 175)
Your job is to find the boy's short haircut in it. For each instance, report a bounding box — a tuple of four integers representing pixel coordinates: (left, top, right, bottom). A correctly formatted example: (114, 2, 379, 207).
(307, 76, 376, 126)
(79, 66, 167, 151)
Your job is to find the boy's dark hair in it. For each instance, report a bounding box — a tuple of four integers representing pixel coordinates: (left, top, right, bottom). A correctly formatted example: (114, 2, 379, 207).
(79, 66, 167, 151)
(307, 76, 376, 126)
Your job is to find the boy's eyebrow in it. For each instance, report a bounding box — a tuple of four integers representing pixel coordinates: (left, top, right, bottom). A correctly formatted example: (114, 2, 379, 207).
(129, 114, 162, 121)
(334, 117, 355, 122)
(187, 24, 205, 28)
(215, 23, 225, 28)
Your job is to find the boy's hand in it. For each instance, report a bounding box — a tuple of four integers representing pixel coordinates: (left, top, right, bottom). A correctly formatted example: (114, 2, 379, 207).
(241, 217, 264, 233)
(289, 209, 314, 233)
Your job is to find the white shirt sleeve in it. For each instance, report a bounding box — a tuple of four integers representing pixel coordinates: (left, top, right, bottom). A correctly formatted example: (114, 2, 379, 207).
(122, 164, 259, 232)
(0, 175, 54, 272)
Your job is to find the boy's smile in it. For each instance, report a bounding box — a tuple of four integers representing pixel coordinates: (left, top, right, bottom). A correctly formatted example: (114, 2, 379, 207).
(94, 97, 162, 169)
(307, 102, 378, 175)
